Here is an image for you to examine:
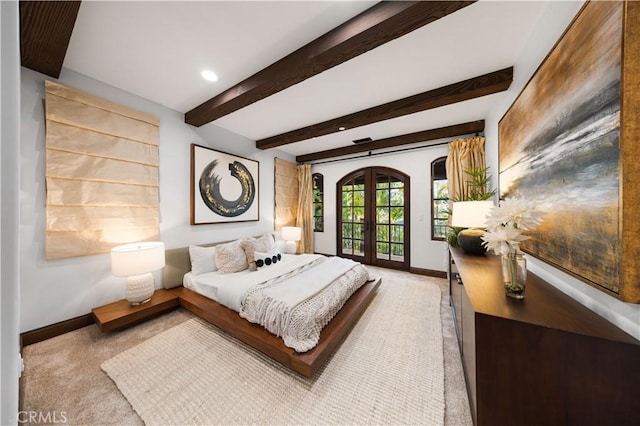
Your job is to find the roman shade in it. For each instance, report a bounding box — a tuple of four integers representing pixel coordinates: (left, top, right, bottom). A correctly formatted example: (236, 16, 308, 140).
(274, 157, 298, 230)
(44, 81, 160, 259)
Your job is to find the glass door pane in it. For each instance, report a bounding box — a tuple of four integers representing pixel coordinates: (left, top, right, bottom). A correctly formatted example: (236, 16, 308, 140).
(340, 174, 366, 260)
(375, 173, 404, 262)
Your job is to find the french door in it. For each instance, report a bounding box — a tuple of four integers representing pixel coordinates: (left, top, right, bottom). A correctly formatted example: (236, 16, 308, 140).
(337, 167, 410, 270)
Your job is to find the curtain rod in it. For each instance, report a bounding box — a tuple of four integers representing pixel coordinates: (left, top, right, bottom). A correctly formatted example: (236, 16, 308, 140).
(308, 140, 450, 166)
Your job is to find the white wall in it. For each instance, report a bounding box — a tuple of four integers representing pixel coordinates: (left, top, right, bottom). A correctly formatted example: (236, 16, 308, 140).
(312, 143, 450, 272)
(485, 0, 640, 340)
(1, 0, 21, 423)
(20, 67, 294, 333)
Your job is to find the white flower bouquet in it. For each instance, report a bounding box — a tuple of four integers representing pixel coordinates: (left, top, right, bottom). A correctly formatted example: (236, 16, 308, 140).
(482, 197, 543, 298)
(482, 197, 543, 255)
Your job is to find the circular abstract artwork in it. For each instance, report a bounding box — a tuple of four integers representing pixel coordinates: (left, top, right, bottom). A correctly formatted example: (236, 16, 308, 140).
(199, 159, 256, 217)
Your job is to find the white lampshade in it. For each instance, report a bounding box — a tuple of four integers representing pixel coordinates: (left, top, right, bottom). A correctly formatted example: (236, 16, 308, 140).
(111, 241, 165, 277)
(281, 226, 302, 242)
(451, 201, 494, 228)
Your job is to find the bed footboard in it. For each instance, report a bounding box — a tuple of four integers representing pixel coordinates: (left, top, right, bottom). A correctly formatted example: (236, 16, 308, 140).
(170, 276, 382, 377)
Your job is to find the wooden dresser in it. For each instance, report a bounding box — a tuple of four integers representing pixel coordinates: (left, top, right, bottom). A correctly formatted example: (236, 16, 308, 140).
(448, 247, 640, 425)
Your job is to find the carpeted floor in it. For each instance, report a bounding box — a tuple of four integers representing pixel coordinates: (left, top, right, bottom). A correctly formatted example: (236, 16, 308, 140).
(21, 267, 472, 425)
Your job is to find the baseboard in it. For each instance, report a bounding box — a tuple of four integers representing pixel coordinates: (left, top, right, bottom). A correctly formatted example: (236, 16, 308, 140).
(410, 267, 447, 279)
(21, 313, 94, 347)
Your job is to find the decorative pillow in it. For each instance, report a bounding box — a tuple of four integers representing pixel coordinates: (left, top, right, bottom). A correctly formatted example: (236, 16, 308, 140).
(254, 248, 282, 269)
(215, 241, 248, 273)
(240, 240, 257, 271)
(188, 245, 217, 275)
(249, 233, 276, 253)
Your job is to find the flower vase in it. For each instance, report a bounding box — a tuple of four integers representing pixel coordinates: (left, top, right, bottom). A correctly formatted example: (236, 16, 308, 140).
(501, 252, 527, 299)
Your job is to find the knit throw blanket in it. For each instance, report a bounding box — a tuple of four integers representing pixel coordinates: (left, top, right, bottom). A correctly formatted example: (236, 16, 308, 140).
(240, 257, 370, 352)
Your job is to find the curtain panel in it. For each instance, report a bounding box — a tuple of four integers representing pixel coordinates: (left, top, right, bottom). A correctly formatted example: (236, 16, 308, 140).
(44, 81, 160, 259)
(445, 136, 486, 201)
(296, 164, 314, 254)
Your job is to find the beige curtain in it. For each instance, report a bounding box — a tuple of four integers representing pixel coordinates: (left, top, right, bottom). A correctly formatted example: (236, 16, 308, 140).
(45, 81, 160, 259)
(274, 158, 298, 230)
(296, 164, 314, 254)
(445, 136, 486, 201)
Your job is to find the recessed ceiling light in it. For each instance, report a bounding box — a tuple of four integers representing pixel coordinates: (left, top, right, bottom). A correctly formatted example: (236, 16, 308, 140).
(338, 126, 346, 131)
(201, 70, 218, 82)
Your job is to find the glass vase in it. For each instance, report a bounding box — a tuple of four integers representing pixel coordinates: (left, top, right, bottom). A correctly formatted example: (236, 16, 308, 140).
(501, 252, 527, 299)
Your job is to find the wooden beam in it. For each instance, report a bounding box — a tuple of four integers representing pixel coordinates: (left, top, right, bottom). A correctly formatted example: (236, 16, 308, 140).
(296, 120, 484, 163)
(20, 1, 81, 78)
(185, 1, 476, 127)
(258, 67, 512, 150)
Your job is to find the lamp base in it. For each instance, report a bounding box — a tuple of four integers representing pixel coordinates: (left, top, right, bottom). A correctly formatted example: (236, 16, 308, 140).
(126, 273, 155, 305)
(284, 240, 297, 255)
(457, 229, 487, 255)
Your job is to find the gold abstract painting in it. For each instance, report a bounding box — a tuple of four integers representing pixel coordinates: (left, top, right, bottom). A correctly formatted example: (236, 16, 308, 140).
(499, 1, 623, 296)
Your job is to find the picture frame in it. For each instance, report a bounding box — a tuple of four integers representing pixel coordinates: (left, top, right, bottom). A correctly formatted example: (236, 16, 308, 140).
(498, 1, 640, 303)
(191, 144, 259, 224)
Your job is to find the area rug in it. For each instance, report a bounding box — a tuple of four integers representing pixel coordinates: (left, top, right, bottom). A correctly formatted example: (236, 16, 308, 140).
(101, 277, 445, 425)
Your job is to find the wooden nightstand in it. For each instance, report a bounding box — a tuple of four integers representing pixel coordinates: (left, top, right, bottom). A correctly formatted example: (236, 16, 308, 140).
(92, 289, 179, 332)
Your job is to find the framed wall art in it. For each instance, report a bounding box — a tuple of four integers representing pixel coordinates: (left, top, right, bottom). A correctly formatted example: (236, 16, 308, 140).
(191, 144, 259, 224)
(498, 1, 640, 303)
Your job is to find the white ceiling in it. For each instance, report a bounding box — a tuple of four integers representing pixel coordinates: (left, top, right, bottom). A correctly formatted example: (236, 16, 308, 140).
(63, 0, 548, 158)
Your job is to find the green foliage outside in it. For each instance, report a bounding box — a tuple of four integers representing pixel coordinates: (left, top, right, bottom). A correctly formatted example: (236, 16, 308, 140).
(341, 180, 405, 257)
(313, 174, 324, 232)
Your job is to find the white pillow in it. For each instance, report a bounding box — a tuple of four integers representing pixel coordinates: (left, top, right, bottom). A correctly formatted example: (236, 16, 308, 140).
(188, 245, 217, 275)
(254, 248, 282, 269)
(215, 240, 248, 273)
(249, 233, 275, 252)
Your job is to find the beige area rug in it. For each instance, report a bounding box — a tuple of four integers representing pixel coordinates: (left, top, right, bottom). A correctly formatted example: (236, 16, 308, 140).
(102, 279, 445, 425)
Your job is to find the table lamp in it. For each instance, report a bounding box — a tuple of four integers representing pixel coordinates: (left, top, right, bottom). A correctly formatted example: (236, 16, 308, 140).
(451, 201, 493, 255)
(111, 241, 165, 305)
(281, 226, 302, 254)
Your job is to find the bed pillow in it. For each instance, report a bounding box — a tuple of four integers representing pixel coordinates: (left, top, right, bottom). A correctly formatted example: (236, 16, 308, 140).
(240, 240, 257, 271)
(254, 248, 282, 269)
(188, 245, 217, 275)
(249, 233, 276, 252)
(215, 241, 248, 273)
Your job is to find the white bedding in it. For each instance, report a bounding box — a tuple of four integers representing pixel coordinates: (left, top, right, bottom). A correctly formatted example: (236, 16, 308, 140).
(184, 253, 371, 352)
(184, 253, 322, 311)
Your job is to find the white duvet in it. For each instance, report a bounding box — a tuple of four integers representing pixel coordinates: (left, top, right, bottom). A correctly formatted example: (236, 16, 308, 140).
(184, 254, 371, 352)
(184, 253, 321, 311)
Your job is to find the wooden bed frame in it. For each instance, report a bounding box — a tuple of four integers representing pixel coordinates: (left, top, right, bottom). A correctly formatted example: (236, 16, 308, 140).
(163, 242, 381, 377)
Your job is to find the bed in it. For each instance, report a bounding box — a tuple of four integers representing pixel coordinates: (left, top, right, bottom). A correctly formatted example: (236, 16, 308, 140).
(162, 235, 381, 377)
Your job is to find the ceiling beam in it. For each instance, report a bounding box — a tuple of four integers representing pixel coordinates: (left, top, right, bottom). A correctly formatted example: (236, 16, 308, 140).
(296, 120, 484, 163)
(20, 1, 81, 79)
(258, 67, 512, 150)
(184, 0, 476, 127)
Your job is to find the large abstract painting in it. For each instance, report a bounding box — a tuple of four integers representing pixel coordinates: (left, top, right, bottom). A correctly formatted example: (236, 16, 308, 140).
(191, 144, 259, 224)
(499, 1, 640, 302)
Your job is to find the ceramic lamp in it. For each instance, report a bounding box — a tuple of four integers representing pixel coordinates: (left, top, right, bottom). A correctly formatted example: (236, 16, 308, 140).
(451, 201, 493, 255)
(281, 226, 302, 254)
(111, 241, 165, 305)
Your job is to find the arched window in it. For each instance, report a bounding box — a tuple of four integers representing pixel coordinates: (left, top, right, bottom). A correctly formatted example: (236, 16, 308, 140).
(312, 173, 324, 232)
(431, 156, 448, 240)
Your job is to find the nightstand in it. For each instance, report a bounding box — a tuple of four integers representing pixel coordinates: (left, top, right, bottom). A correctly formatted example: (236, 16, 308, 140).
(92, 289, 179, 332)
